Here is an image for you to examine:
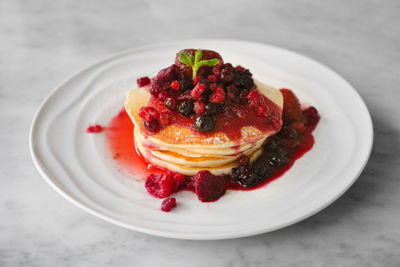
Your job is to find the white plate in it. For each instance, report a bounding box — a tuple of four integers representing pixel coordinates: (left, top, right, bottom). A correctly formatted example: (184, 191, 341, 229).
(30, 40, 373, 240)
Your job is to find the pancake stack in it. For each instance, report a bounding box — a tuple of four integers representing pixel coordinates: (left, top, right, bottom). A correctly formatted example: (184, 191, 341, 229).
(125, 81, 283, 176)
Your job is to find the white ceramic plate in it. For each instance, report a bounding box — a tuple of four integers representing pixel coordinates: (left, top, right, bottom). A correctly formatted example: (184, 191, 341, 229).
(30, 40, 373, 240)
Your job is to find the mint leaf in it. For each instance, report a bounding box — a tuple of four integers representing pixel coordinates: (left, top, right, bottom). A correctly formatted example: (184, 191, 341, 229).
(178, 51, 194, 67)
(194, 49, 202, 65)
(179, 49, 220, 79)
(198, 58, 219, 67)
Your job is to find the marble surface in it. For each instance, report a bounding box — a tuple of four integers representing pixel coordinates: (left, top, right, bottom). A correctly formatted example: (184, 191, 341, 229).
(1, 0, 400, 266)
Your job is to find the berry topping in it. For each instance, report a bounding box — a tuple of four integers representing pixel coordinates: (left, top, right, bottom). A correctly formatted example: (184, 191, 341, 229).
(138, 106, 160, 122)
(171, 80, 180, 90)
(161, 197, 177, 212)
(207, 74, 218, 82)
(247, 89, 263, 108)
(145, 173, 173, 198)
(194, 100, 206, 115)
(193, 171, 226, 202)
(137, 76, 151, 87)
(304, 106, 319, 123)
(210, 86, 225, 104)
(193, 76, 201, 85)
(204, 102, 217, 115)
(86, 124, 103, 133)
(194, 115, 215, 132)
(145, 172, 184, 199)
(144, 120, 160, 134)
(164, 97, 179, 111)
(178, 100, 194, 117)
(191, 83, 207, 99)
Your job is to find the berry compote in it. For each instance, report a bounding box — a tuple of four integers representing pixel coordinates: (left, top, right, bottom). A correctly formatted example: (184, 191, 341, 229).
(99, 49, 320, 210)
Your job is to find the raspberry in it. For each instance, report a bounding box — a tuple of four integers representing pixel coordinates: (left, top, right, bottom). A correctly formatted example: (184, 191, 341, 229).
(212, 66, 221, 75)
(194, 100, 206, 115)
(236, 65, 245, 71)
(190, 83, 206, 99)
(159, 111, 172, 125)
(210, 86, 225, 104)
(304, 106, 319, 123)
(207, 74, 218, 82)
(145, 173, 173, 198)
(152, 65, 179, 93)
(171, 172, 185, 191)
(138, 106, 160, 122)
(161, 197, 176, 212)
(257, 105, 269, 117)
(193, 171, 226, 202)
(86, 124, 103, 133)
(137, 76, 151, 87)
(193, 76, 201, 85)
(171, 80, 180, 90)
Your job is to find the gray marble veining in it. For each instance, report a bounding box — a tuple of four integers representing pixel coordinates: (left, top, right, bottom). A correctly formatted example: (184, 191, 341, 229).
(1, 0, 400, 266)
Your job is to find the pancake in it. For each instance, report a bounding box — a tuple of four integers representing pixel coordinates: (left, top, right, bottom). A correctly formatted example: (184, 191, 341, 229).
(135, 134, 264, 175)
(125, 80, 283, 175)
(125, 80, 283, 148)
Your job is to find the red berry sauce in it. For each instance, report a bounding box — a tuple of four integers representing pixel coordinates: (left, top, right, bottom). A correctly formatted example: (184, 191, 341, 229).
(86, 124, 103, 133)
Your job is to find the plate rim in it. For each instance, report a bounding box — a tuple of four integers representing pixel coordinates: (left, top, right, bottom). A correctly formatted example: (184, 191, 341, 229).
(29, 39, 374, 240)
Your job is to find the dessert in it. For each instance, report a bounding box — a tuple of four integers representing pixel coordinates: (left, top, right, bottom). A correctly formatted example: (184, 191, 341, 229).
(103, 48, 320, 211)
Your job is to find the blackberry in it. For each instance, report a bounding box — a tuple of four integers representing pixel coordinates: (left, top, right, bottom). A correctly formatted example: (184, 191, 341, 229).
(267, 152, 288, 167)
(179, 79, 193, 92)
(178, 100, 194, 117)
(253, 160, 269, 180)
(204, 102, 217, 115)
(194, 115, 215, 132)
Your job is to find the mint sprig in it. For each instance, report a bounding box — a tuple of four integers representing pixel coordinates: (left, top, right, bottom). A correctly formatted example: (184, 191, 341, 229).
(178, 49, 219, 79)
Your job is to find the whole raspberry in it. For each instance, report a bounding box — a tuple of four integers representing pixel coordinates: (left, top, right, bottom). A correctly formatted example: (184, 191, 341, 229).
(207, 74, 218, 82)
(191, 83, 206, 99)
(138, 106, 160, 122)
(137, 76, 151, 87)
(194, 100, 206, 115)
(161, 197, 176, 212)
(145, 173, 173, 198)
(193, 171, 226, 202)
(304, 106, 319, 123)
(210, 86, 226, 104)
(193, 76, 201, 85)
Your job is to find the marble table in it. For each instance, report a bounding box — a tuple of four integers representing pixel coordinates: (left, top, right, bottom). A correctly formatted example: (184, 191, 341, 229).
(1, 0, 399, 266)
